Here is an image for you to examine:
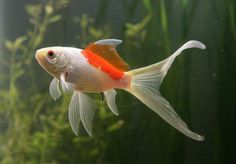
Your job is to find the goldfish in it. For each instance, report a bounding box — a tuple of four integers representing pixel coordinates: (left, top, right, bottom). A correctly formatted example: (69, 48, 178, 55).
(35, 39, 205, 141)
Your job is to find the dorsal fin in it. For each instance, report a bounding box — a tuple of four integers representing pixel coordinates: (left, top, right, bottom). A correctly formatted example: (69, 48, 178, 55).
(95, 39, 122, 47)
(84, 43, 129, 71)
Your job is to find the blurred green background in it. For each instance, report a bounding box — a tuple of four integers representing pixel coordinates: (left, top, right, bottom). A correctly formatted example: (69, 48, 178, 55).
(0, 0, 235, 163)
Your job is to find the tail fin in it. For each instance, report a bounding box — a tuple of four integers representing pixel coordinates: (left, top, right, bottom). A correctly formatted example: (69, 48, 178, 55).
(126, 41, 205, 141)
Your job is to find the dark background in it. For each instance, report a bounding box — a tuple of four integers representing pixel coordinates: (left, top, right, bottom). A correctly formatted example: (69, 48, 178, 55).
(0, 0, 235, 163)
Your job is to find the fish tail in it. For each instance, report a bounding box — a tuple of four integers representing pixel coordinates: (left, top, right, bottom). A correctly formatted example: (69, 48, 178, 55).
(125, 40, 205, 141)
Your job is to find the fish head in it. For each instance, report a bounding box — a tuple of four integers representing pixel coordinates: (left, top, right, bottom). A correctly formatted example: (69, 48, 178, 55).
(35, 47, 68, 78)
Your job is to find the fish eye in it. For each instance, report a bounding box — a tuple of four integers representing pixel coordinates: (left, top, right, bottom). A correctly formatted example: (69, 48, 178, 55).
(47, 50, 56, 59)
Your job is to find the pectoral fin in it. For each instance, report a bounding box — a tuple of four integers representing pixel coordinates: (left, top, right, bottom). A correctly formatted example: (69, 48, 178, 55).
(60, 73, 74, 91)
(60, 81, 68, 92)
(104, 89, 119, 115)
(49, 77, 61, 100)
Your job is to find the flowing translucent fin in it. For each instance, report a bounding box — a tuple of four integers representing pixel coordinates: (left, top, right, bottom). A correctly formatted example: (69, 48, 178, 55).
(78, 92, 96, 137)
(68, 92, 80, 135)
(60, 73, 69, 89)
(95, 39, 122, 47)
(160, 40, 206, 78)
(104, 89, 119, 115)
(126, 40, 205, 141)
(60, 81, 67, 92)
(60, 73, 74, 91)
(49, 77, 61, 100)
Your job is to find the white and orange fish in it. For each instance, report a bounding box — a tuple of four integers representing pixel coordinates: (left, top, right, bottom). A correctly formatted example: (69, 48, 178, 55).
(35, 39, 205, 141)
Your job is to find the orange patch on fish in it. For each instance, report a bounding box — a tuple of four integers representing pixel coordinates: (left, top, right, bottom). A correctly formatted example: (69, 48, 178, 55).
(82, 49, 124, 80)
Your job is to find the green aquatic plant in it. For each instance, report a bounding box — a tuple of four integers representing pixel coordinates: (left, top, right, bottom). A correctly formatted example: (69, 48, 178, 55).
(0, 1, 126, 163)
(72, 14, 111, 47)
(3, 0, 233, 163)
(125, 14, 152, 44)
(0, 0, 188, 162)
(0, 1, 69, 163)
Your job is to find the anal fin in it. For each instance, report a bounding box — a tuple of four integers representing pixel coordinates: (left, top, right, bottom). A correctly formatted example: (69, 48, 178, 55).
(104, 89, 119, 116)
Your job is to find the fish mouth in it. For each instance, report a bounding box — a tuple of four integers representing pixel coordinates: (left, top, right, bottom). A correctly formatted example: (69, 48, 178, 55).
(35, 50, 41, 60)
(35, 51, 48, 69)
(35, 50, 46, 63)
